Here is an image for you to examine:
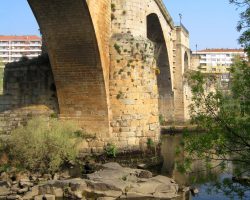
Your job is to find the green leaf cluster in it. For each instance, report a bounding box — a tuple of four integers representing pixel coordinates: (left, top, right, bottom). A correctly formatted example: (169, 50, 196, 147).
(104, 143, 118, 157)
(229, 0, 250, 55)
(185, 58, 250, 175)
(184, 0, 250, 176)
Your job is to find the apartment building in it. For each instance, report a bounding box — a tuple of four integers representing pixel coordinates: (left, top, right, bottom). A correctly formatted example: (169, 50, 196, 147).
(0, 35, 42, 67)
(191, 48, 246, 90)
(195, 48, 246, 73)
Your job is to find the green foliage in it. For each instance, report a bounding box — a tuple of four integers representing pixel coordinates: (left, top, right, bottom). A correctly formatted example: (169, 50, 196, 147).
(50, 112, 58, 118)
(0, 164, 11, 173)
(229, 0, 250, 55)
(20, 56, 29, 62)
(185, 58, 250, 175)
(114, 43, 121, 54)
(111, 3, 116, 12)
(159, 114, 165, 125)
(0, 71, 3, 93)
(0, 58, 4, 94)
(74, 130, 96, 140)
(116, 91, 123, 99)
(7, 117, 82, 173)
(182, 1, 250, 197)
(176, 158, 192, 174)
(146, 138, 155, 149)
(111, 13, 115, 21)
(104, 143, 117, 157)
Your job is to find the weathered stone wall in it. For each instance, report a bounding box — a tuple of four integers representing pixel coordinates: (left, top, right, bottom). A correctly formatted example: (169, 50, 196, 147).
(0, 54, 58, 134)
(109, 34, 160, 148)
(173, 26, 191, 122)
(108, 0, 179, 147)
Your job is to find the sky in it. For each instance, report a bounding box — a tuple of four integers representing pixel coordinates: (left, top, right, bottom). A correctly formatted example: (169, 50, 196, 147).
(165, 0, 242, 50)
(0, 0, 243, 51)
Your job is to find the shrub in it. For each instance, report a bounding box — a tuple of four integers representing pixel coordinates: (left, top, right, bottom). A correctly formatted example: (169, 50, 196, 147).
(8, 117, 82, 173)
(104, 143, 117, 157)
(159, 114, 165, 126)
(111, 13, 115, 21)
(20, 56, 29, 62)
(114, 43, 121, 54)
(111, 3, 116, 12)
(146, 138, 154, 149)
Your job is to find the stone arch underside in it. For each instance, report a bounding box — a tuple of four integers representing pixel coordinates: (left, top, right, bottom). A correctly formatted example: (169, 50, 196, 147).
(147, 13, 173, 122)
(28, 0, 110, 134)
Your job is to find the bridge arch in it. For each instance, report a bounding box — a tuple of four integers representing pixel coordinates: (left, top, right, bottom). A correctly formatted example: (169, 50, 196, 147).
(28, 0, 110, 134)
(147, 13, 173, 122)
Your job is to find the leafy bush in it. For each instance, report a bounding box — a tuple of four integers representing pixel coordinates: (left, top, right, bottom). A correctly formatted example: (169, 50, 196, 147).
(104, 143, 117, 157)
(159, 114, 165, 126)
(8, 117, 82, 173)
(146, 138, 155, 149)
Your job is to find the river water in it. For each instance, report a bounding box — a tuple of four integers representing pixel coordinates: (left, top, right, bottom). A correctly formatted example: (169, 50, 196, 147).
(161, 134, 250, 200)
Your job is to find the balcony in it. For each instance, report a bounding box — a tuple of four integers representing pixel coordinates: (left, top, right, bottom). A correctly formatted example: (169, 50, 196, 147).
(10, 49, 41, 52)
(29, 43, 41, 46)
(11, 55, 23, 58)
(0, 43, 9, 46)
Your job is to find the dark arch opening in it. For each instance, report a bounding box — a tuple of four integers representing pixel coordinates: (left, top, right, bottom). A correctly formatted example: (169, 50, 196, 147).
(147, 13, 173, 123)
(184, 51, 189, 71)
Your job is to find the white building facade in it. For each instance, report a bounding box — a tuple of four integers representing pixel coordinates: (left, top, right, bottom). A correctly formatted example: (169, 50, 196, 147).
(0, 35, 42, 66)
(195, 48, 246, 73)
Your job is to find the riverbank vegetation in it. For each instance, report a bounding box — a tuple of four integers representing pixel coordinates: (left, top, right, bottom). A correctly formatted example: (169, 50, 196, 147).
(183, 0, 250, 176)
(0, 117, 84, 174)
(184, 59, 250, 171)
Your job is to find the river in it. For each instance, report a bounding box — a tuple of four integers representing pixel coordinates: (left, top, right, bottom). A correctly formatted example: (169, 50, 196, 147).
(161, 134, 250, 200)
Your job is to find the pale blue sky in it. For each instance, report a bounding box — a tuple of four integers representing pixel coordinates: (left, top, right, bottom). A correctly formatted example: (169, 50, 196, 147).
(0, 0, 242, 50)
(165, 0, 242, 50)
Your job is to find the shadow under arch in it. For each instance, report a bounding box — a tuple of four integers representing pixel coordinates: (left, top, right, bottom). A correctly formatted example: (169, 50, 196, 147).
(147, 13, 173, 122)
(1, 54, 59, 113)
(184, 51, 189, 71)
(28, 0, 110, 134)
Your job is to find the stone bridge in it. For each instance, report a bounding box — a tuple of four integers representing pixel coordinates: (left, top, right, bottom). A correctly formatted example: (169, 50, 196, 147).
(1, 0, 191, 151)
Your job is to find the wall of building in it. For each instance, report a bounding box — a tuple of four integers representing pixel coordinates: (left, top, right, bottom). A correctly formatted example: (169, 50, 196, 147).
(0, 36, 42, 64)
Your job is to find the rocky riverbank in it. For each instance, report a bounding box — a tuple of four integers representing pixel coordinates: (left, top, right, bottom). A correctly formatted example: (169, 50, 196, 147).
(0, 162, 181, 200)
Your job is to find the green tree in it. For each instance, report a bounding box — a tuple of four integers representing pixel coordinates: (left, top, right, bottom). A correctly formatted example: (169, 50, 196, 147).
(185, 60, 250, 172)
(183, 0, 250, 177)
(0, 58, 4, 93)
(229, 0, 250, 55)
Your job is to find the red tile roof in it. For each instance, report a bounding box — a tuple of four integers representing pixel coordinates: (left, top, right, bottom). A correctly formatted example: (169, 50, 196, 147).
(0, 35, 41, 41)
(197, 48, 244, 53)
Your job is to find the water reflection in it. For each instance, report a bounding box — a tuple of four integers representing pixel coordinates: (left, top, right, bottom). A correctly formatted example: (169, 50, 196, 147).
(160, 134, 250, 200)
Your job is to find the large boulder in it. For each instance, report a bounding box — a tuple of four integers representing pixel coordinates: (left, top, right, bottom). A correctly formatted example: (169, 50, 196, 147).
(1, 163, 179, 199)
